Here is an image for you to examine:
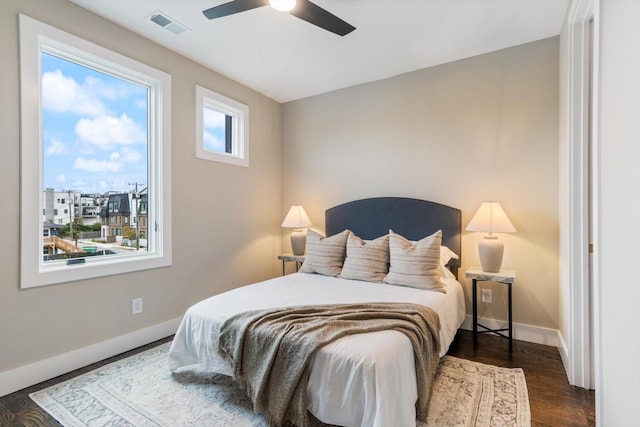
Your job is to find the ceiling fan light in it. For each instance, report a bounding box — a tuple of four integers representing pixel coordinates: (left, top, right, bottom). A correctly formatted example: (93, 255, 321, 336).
(269, 0, 296, 12)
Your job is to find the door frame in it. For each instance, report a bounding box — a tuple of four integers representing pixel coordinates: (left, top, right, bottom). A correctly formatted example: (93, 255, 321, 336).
(562, 0, 599, 391)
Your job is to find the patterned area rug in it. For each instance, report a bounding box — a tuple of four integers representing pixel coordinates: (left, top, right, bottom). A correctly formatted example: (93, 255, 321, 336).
(31, 342, 530, 426)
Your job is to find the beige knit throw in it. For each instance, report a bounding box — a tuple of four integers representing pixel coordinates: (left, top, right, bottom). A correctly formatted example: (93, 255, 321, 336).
(218, 302, 441, 427)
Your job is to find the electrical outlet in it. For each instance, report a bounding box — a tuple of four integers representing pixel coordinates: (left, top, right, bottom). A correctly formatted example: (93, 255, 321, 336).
(132, 298, 143, 314)
(481, 289, 492, 304)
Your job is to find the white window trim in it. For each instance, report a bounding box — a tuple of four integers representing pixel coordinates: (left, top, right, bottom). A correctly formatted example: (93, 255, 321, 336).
(195, 85, 249, 167)
(19, 15, 172, 288)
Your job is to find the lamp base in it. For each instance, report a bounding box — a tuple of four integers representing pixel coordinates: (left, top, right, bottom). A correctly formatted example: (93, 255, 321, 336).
(290, 229, 307, 256)
(478, 236, 504, 273)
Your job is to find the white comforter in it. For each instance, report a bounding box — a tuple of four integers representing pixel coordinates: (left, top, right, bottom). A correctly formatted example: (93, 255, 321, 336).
(169, 273, 466, 427)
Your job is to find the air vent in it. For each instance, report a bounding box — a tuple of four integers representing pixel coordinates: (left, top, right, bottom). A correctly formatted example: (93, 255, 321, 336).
(147, 11, 189, 35)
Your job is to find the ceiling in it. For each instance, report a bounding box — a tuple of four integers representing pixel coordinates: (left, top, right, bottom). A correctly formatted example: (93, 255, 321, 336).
(70, 0, 569, 103)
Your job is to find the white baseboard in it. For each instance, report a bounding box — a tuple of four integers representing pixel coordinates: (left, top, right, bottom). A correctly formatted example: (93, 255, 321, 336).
(557, 331, 570, 370)
(556, 330, 593, 389)
(0, 317, 181, 397)
(460, 315, 561, 347)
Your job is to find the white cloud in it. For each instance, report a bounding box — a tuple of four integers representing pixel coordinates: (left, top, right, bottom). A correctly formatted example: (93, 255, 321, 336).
(203, 130, 225, 152)
(73, 157, 123, 173)
(56, 173, 66, 183)
(42, 69, 146, 117)
(120, 147, 142, 163)
(75, 113, 146, 149)
(110, 152, 120, 161)
(203, 107, 227, 128)
(84, 75, 127, 100)
(45, 139, 68, 156)
(42, 70, 106, 117)
(100, 180, 108, 189)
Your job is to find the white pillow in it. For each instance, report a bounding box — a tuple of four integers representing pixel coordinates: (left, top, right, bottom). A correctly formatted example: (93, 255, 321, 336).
(383, 230, 446, 293)
(300, 229, 350, 277)
(440, 245, 459, 265)
(440, 246, 459, 280)
(340, 233, 389, 283)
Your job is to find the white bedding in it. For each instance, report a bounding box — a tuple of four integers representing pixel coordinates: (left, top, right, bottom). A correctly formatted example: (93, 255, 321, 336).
(169, 273, 466, 427)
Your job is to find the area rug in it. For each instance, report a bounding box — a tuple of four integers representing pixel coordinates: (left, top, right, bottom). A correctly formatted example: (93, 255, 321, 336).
(31, 342, 530, 426)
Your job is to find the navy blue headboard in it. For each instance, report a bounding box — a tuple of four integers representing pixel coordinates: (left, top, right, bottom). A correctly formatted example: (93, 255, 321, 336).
(325, 197, 461, 269)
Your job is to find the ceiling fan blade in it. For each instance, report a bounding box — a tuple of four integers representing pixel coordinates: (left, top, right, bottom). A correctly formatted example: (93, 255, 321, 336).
(290, 0, 356, 36)
(203, 0, 269, 20)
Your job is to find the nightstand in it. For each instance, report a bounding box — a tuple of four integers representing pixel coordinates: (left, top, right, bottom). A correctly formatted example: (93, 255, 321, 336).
(278, 254, 305, 276)
(465, 267, 516, 352)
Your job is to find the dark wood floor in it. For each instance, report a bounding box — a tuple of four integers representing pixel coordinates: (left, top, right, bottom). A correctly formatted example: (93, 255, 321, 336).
(0, 330, 594, 426)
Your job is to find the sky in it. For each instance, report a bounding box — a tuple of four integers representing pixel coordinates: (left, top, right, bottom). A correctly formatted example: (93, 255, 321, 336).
(42, 52, 229, 196)
(202, 106, 227, 153)
(42, 52, 149, 195)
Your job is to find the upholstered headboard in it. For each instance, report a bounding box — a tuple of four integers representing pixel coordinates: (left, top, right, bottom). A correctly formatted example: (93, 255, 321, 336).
(325, 197, 461, 269)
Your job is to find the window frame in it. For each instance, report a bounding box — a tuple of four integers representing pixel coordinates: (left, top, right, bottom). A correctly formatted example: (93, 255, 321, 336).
(195, 85, 249, 167)
(19, 15, 172, 288)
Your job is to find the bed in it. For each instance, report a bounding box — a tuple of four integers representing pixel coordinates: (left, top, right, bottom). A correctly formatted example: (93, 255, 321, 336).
(168, 197, 465, 427)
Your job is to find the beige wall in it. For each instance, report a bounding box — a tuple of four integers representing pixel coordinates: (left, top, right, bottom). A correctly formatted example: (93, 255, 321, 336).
(0, 0, 282, 376)
(282, 37, 560, 330)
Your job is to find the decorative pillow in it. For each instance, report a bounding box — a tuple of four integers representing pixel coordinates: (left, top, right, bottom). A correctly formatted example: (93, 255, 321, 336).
(383, 230, 447, 293)
(440, 246, 459, 280)
(300, 229, 350, 277)
(340, 233, 390, 283)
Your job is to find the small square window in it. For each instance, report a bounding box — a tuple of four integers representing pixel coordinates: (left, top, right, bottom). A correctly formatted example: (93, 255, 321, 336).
(196, 85, 249, 167)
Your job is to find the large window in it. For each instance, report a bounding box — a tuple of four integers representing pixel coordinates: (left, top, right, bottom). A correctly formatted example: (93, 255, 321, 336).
(195, 85, 249, 167)
(20, 15, 172, 288)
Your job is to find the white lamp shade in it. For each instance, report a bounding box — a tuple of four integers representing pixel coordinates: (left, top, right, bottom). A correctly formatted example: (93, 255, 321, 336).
(466, 202, 515, 273)
(466, 202, 516, 234)
(281, 205, 312, 229)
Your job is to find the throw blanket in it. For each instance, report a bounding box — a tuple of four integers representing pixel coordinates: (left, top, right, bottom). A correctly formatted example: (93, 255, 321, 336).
(218, 302, 441, 427)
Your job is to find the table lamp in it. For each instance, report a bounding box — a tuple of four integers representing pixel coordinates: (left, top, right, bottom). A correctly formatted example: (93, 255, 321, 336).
(466, 201, 516, 273)
(281, 205, 312, 256)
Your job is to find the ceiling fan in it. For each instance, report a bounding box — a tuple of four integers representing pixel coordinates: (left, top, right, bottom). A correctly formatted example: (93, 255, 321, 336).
(202, 0, 356, 36)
